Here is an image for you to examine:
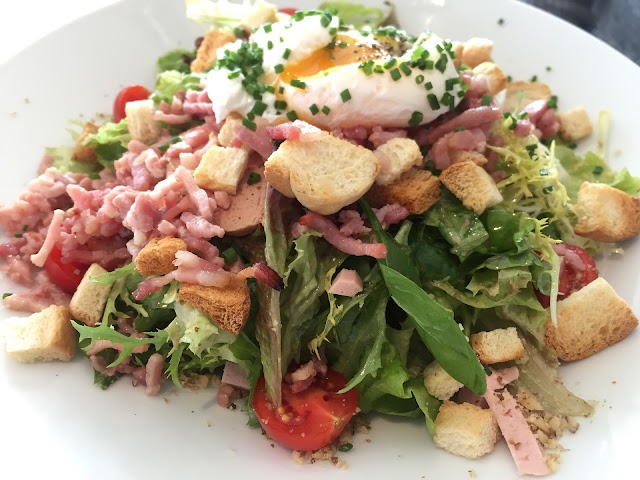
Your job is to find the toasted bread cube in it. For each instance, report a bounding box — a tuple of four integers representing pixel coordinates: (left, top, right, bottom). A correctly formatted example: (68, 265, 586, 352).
(4, 306, 76, 362)
(217, 113, 246, 148)
(178, 277, 251, 334)
(191, 30, 237, 73)
(503, 81, 552, 113)
(70, 264, 111, 326)
(135, 237, 187, 276)
(374, 138, 423, 186)
(544, 277, 639, 361)
(194, 145, 250, 194)
(451, 41, 464, 68)
(434, 401, 499, 459)
(472, 62, 508, 95)
(367, 168, 441, 215)
(449, 150, 488, 166)
(461, 38, 493, 68)
(574, 182, 640, 242)
(125, 99, 162, 144)
(424, 361, 463, 401)
(243, 0, 278, 29)
(72, 122, 99, 163)
(471, 327, 525, 364)
(440, 160, 503, 215)
(265, 132, 379, 215)
(557, 106, 593, 142)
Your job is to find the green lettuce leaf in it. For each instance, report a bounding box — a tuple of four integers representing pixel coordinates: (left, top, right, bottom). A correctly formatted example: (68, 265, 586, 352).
(152, 70, 204, 106)
(84, 119, 131, 169)
(45, 146, 100, 175)
(157, 49, 194, 73)
(318, 1, 387, 28)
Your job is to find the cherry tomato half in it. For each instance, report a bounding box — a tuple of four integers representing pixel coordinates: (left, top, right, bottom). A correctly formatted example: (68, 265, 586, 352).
(536, 243, 599, 308)
(113, 85, 150, 122)
(44, 246, 88, 294)
(279, 8, 297, 15)
(253, 368, 358, 452)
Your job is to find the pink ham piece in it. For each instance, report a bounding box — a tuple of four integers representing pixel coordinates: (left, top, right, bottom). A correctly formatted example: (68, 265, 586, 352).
(483, 367, 550, 476)
(299, 212, 387, 259)
(267, 120, 324, 142)
(374, 204, 410, 229)
(221, 361, 250, 391)
(338, 209, 370, 236)
(29, 209, 64, 267)
(144, 353, 164, 396)
(329, 269, 363, 297)
(425, 106, 502, 144)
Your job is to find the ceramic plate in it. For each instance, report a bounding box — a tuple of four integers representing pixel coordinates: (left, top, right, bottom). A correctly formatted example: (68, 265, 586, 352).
(1, 1, 638, 478)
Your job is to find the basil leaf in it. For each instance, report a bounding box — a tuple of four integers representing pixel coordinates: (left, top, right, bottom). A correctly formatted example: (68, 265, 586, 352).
(379, 264, 486, 395)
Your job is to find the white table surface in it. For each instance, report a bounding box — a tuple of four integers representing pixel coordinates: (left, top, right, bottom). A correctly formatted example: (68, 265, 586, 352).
(0, 0, 120, 64)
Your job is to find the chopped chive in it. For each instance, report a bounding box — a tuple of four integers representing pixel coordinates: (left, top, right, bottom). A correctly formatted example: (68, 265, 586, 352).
(227, 69, 242, 79)
(170, 137, 180, 144)
(263, 23, 272, 33)
(233, 27, 245, 38)
(454, 126, 465, 132)
(373, 64, 384, 74)
(309, 104, 319, 115)
(542, 186, 554, 194)
(546, 65, 552, 72)
(408, 111, 424, 127)
(290, 79, 306, 89)
(242, 117, 257, 131)
(247, 172, 262, 185)
(435, 54, 448, 73)
(525, 144, 537, 157)
(274, 64, 284, 74)
(436, 44, 443, 53)
(283, 48, 291, 60)
(457, 90, 465, 98)
(425, 81, 433, 90)
(252, 101, 268, 116)
(338, 443, 353, 452)
(22, 225, 28, 232)
(274, 99, 287, 110)
(384, 57, 397, 69)
(320, 13, 331, 27)
(530, 74, 538, 82)
(278, 86, 284, 94)
(2, 293, 11, 299)
(158, 144, 169, 152)
(567, 142, 577, 149)
(221, 247, 239, 265)
(507, 75, 512, 82)
(321, 105, 331, 115)
(389, 68, 401, 81)
(286, 110, 298, 121)
(592, 165, 603, 175)
(14, 233, 22, 238)
(267, 40, 274, 50)
(265, 85, 275, 94)
(481, 94, 492, 106)
(399, 62, 412, 76)
(424, 60, 434, 70)
(340, 89, 352, 102)
(546, 95, 558, 109)
(329, 27, 338, 36)
(415, 74, 425, 84)
(498, 17, 505, 25)
(427, 94, 440, 110)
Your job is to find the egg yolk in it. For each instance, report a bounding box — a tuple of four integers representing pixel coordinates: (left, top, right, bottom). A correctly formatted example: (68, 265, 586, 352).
(280, 34, 387, 82)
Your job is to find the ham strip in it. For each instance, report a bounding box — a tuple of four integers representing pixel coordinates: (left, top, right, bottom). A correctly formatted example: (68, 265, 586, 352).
(299, 212, 387, 259)
(30, 209, 64, 267)
(483, 367, 550, 476)
(329, 269, 363, 297)
(425, 106, 501, 144)
(144, 353, 164, 396)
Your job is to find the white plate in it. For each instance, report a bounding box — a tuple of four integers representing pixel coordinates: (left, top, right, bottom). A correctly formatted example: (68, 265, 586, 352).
(1, 1, 638, 479)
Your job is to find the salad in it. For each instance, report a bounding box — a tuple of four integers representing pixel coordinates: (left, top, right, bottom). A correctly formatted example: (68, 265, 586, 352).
(1, 0, 639, 475)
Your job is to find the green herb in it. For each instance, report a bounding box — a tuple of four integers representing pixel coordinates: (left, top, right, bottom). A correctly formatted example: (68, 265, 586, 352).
(415, 74, 425, 84)
(247, 172, 262, 185)
(425, 81, 433, 90)
(340, 89, 352, 102)
(592, 165, 603, 175)
(389, 68, 401, 81)
(283, 48, 291, 60)
(221, 247, 239, 265)
(498, 17, 505, 25)
(546, 95, 558, 109)
(321, 105, 331, 115)
(338, 443, 354, 452)
(309, 104, 319, 115)
(157, 144, 169, 152)
(156, 48, 194, 74)
(530, 74, 538, 82)
(274, 99, 287, 110)
(242, 117, 257, 132)
(546, 65, 552, 72)
(435, 54, 448, 73)
(399, 62, 412, 76)
(409, 111, 424, 128)
(481, 94, 492, 106)
(234, 27, 245, 38)
(251, 101, 268, 116)
(289, 79, 306, 89)
(267, 40, 274, 50)
(263, 23, 272, 33)
(427, 94, 440, 110)
(2, 293, 11, 299)
(384, 57, 397, 69)
(274, 64, 284, 74)
(286, 110, 298, 121)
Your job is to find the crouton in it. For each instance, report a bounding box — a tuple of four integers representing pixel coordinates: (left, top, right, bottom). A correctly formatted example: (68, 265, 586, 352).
(574, 182, 640, 242)
(451, 41, 464, 68)
(264, 131, 379, 215)
(471, 327, 525, 364)
(440, 160, 503, 215)
(178, 277, 251, 334)
(472, 62, 508, 95)
(424, 361, 463, 401)
(125, 99, 162, 143)
(243, 0, 279, 29)
(367, 168, 441, 215)
(217, 113, 245, 148)
(434, 401, 499, 459)
(4, 305, 76, 362)
(449, 150, 488, 166)
(544, 277, 639, 361)
(503, 81, 552, 113)
(557, 106, 593, 142)
(194, 145, 249, 194)
(191, 29, 237, 73)
(135, 237, 187, 276)
(374, 138, 423, 186)
(70, 263, 111, 327)
(212, 161, 266, 236)
(72, 122, 99, 163)
(461, 38, 494, 68)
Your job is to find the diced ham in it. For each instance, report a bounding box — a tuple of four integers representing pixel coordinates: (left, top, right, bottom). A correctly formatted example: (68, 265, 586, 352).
(483, 367, 550, 476)
(299, 212, 387, 259)
(267, 120, 324, 143)
(180, 212, 224, 239)
(235, 124, 273, 158)
(430, 128, 487, 170)
(374, 203, 410, 229)
(328, 269, 363, 297)
(221, 361, 250, 390)
(174, 166, 213, 221)
(217, 383, 236, 408)
(291, 221, 310, 239)
(338, 209, 370, 236)
(132, 273, 176, 300)
(29, 209, 64, 267)
(425, 106, 501, 145)
(368, 127, 408, 149)
(144, 353, 164, 396)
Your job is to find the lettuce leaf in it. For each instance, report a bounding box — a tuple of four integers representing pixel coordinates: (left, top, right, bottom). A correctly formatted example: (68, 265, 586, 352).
(152, 70, 204, 106)
(84, 119, 130, 169)
(318, 1, 387, 28)
(157, 49, 194, 73)
(45, 146, 100, 175)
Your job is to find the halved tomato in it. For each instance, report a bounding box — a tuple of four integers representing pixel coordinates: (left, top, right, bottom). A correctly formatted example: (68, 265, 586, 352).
(44, 246, 88, 294)
(112, 85, 150, 122)
(252, 368, 358, 451)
